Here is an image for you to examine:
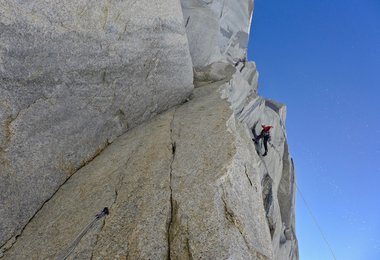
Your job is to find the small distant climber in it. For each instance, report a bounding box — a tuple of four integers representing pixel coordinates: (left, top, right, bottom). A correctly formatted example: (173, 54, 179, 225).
(253, 125, 273, 157)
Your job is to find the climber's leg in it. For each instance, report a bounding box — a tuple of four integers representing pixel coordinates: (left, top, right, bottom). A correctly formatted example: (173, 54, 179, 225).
(254, 133, 263, 144)
(263, 136, 269, 156)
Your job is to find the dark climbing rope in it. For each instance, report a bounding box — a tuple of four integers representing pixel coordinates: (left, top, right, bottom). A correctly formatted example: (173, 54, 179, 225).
(56, 207, 109, 260)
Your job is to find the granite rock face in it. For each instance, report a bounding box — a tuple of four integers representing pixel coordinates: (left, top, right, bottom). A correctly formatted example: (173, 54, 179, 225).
(0, 0, 193, 247)
(2, 64, 298, 259)
(181, 0, 254, 67)
(1, 0, 299, 259)
(223, 62, 299, 259)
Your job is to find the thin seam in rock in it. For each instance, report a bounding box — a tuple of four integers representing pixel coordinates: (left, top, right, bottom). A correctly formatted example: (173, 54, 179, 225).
(167, 108, 178, 260)
(0, 154, 92, 254)
(221, 192, 267, 259)
(0, 138, 112, 254)
(243, 164, 253, 187)
(11, 94, 50, 125)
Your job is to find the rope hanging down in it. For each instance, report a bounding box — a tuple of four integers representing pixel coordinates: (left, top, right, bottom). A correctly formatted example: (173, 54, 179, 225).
(296, 184, 337, 260)
(56, 207, 109, 260)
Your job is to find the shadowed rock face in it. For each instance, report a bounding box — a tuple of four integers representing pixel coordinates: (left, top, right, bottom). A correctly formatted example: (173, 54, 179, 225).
(181, 0, 254, 67)
(0, 0, 193, 247)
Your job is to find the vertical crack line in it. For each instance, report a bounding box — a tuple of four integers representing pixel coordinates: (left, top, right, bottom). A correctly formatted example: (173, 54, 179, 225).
(102, 0, 111, 30)
(243, 165, 253, 187)
(168, 145, 174, 260)
(185, 16, 190, 28)
(167, 108, 177, 260)
(220, 0, 226, 18)
(221, 193, 267, 259)
(104, 144, 141, 221)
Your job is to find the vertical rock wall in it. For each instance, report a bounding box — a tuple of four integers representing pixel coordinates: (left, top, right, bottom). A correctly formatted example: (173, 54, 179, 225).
(2, 66, 299, 259)
(0, 0, 193, 248)
(182, 0, 299, 256)
(181, 0, 254, 67)
(1, 63, 299, 260)
(0, 0, 299, 259)
(222, 62, 299, 259)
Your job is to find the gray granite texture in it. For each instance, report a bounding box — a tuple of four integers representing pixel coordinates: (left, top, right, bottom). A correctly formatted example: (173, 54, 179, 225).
(0, 0, 193, 248)
(2, 64, 298, 259)
(222, 62, 299, 259)
(0, 0, 299, 258)
(181, 0, 254, 67)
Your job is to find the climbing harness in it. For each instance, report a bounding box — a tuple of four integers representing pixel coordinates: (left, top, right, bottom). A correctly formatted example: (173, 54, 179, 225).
(56, 207, 109, 260)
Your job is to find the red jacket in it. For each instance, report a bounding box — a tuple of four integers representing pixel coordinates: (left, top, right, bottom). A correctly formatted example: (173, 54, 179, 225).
(261, 125, 273, 133)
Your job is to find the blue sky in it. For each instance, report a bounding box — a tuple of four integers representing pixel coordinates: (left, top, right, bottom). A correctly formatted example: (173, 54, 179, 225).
(248, 0, 380, 259)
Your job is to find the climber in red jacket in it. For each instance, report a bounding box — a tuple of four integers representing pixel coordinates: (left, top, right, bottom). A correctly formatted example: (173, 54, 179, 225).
(253, 125, 273, 156)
